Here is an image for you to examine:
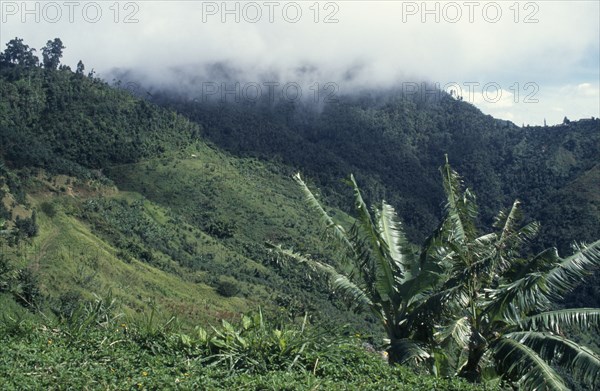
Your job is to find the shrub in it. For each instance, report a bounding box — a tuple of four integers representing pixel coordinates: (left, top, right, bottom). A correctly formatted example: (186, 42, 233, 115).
(14, 268, 40, 308)
(14, 211, 38, 239)
(193, 312, 348, 373)
(0, 254, 14, 292)
(39, 201, 56, 217)
(216, 279, 240, 297)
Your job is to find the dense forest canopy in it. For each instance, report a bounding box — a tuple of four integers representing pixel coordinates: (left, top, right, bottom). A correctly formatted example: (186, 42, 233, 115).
(144, 80, 600, 254)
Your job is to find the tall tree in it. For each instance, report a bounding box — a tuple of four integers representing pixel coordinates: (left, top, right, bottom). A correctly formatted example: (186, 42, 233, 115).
(0, 37, 39, 67)
(41, 38, 65, 69)
(76, 60, 85, 75)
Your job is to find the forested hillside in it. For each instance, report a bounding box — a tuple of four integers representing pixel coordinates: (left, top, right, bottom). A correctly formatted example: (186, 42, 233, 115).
(153, 90, 599, 255)
(0, 60, 369, 333)
(1, 39, 599, 389)
(2, 40, 598, 323)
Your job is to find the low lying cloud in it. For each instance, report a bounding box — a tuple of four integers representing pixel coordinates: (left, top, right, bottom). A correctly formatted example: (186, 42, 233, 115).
(2, 1, 598, 125)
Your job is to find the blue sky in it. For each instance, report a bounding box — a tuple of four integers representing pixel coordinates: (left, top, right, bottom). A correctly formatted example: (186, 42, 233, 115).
(2, 0, 599, 125)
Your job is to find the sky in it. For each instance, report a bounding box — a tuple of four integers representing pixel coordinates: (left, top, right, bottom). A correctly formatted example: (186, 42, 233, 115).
(1, 0, 599, 125)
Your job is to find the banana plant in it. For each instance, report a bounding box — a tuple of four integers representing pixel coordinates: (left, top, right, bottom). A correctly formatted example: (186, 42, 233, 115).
(273, 158, 600, 389)
(430, 157, 600, 389)
(270, 172, 446, 365)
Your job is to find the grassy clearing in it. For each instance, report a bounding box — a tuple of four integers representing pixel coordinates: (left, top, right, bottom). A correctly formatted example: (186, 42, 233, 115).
(6, 187, 252, 327)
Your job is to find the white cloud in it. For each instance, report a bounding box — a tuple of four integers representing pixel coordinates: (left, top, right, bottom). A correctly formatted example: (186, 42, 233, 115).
(1, 1, 598, 124)
(576, 83, 599, 97)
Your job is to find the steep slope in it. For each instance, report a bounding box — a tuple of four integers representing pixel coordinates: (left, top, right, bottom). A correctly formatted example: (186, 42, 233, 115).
(0, 65, 369, 330)
(153, 91, 599, 254)
(1, 58, 598, 325)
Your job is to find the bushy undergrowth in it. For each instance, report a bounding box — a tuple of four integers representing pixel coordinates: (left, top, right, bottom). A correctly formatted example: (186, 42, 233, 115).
(0, 295, 499, 390)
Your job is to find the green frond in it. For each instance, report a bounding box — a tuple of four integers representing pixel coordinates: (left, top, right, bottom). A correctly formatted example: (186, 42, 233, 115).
(493, 200, 518, 232)
(483, 273, 551, 324)
(418, 223, 445, 267)
(347, 222, 379, 297)
(513, 247, 560, 281)
(377, 201, 404, 271)
(408, 283, 468, 328)
(474, 232, 497, 246)
(490, 199, 540, 277)
(520, 308, 600, 334)
(502, 220, 540, 251)
(419, 230, 452, 276)
(266, 243, 314, 267)
(486, 242, 600, 322)
(505, 331, 600, 387)
(544, 239, 600, 300)
(494, 200, 531, 246)
(401, 268, 444, 308)
(267, 244, 376, 315)
(329, 273, 376, 314)
(434, 316, 471, 348)
(378, 201, 417, 281)
(293, 173, 355, 259)
(463, 201, 538, 284)
(493, 337, 569, 391)
(349, 174, 396, 302)
(440, 158, 477, 245)
(441, 162, 466, 244)
(389, 338, 431, 364)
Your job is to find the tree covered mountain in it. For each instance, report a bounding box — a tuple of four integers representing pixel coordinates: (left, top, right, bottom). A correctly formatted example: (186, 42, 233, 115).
(150, 85, 599, 255)
(1, 38, 598, 330)
(0, 57, 359, 331)
(1, 38, 599, 390)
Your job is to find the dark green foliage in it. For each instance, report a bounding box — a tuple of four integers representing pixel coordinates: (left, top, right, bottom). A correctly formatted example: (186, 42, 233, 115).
(76, 60, 85, 75)
(41, 38, 65, 69)
(0, 37, 39, 67)
(0, 164, 27, 206)
(204, 216, 237, 239)
(14, 211, 38, 239)
(81, 198, 191, 270)
(39, 201, 56, 217)
(14, 268, 40, 308)
(0, 59, 201, 179)
(52, 290, 84, 320)
(216, 279, 240, 297)
(0, 254, 14, 292)
(0, 245, 40, 312)
(158, 94, 599, 255)
(0, 199, 10, 221)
